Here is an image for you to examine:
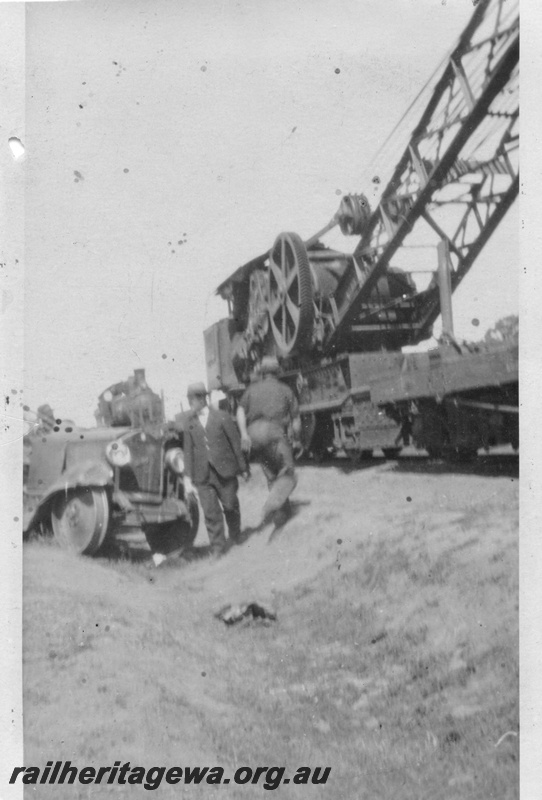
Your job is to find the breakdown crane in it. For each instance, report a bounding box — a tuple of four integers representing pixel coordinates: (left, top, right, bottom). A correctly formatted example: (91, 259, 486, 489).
(204, 0, 519, 460)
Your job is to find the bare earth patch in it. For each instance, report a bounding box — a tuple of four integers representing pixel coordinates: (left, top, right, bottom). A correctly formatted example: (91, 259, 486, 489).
(23, 456, 518, 798)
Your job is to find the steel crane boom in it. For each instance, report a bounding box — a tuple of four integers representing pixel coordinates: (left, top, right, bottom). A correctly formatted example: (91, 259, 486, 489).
(328, 0, 518, 352)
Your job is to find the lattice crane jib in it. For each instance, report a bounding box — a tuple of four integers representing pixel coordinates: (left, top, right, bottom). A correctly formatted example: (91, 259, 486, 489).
(328, 0, 519, 352)
(214, 0, 518, 370)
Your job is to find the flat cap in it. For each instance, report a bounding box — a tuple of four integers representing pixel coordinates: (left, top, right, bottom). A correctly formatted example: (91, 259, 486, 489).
(187, 381, 208, 397)
(260, 356, 280, 374)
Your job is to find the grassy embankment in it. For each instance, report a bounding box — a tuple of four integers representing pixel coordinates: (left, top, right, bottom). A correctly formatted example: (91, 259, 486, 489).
(23, 459, 518, 799)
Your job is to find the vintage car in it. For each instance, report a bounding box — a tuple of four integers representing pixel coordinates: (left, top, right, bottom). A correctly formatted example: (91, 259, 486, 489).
(23, 422, 199, 557)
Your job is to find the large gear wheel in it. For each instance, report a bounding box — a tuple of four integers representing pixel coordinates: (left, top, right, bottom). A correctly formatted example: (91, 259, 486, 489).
(267, 232, 314, 357)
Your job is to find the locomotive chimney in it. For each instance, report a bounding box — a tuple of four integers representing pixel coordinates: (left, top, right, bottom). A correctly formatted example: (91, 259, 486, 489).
(134, 368, 147, 387)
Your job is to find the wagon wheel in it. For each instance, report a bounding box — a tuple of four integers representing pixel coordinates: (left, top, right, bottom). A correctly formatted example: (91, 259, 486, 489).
(426, 446, 444, 459)
(268, 232, 314, 357)
(295, 412, 317, 460)
(348, 449, 374, 464)
(51, 487, 110, 555)
(382, 447, 401, 460)
(447, 446, 478, 463)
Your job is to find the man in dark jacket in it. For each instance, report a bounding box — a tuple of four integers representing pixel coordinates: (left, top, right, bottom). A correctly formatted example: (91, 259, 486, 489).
(183, 383, 248, 556)
(236, 357, 301, 529)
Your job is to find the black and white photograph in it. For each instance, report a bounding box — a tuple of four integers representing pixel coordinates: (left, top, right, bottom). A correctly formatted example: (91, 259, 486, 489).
(1, 0, 534, 796)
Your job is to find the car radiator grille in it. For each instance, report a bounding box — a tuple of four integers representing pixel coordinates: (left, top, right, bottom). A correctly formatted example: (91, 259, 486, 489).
(119, 433, 162, 495)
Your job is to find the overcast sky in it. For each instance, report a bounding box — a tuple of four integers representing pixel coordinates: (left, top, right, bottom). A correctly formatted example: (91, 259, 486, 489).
(24, 0, 518, 427)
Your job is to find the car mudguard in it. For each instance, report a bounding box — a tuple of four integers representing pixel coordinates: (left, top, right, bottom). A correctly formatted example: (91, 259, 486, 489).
(24, 460, 114, 533)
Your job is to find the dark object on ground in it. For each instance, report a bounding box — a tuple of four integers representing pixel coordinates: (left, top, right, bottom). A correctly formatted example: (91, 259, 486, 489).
(214, 602, 277, 625)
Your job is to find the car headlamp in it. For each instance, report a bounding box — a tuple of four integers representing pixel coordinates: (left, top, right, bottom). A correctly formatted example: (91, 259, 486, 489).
(165, 447, 185, 474)
(105, 440, 132, 467)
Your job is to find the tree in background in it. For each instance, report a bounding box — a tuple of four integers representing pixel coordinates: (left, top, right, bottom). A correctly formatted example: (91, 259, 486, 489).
(484, 315, 518, 344)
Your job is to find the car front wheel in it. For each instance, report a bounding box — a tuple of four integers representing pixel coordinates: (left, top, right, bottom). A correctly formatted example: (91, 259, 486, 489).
(51, 487, 110, 555)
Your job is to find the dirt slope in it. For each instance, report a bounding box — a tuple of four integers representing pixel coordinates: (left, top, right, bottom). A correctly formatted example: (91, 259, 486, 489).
(23, 456, 518, 799)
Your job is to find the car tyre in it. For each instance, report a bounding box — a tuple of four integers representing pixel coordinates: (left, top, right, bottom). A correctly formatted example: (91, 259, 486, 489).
(51, 487, 110, 555)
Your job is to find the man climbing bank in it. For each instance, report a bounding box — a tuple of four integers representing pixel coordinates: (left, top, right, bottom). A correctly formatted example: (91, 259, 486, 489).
(236, 356, 301, 529)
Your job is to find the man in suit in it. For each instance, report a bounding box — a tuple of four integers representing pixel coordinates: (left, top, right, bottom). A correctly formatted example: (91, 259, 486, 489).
(183, 382, 248, 556)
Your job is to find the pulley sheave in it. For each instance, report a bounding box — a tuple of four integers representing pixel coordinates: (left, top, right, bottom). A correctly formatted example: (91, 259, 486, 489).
(337, 193, 371, 235)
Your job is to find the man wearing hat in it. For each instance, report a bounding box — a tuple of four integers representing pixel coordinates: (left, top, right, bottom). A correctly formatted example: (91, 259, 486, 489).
(236, 356, 301, 528)
(183, 382, 248, 556)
